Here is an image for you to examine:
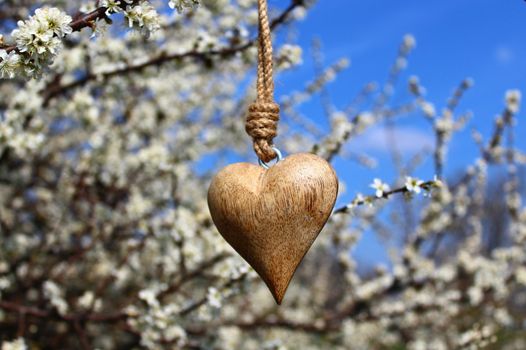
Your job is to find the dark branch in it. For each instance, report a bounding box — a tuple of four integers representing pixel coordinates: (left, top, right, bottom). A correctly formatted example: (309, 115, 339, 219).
(42, 0, 303, 104)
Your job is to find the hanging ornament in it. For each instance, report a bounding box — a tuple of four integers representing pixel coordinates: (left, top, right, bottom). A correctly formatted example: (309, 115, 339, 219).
(207, 0, 338, 304)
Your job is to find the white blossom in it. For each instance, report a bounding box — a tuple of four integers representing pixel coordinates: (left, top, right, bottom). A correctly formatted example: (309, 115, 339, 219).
(276, 44, 303, 70)
(405, 176, 424, 194)
(505, 89, 521, 113)
(169, 0, 200, 13)
(8, 7, 72, 78)
(0, 50, 21, 78)
(35, 7, 73, 37)
(124, 1, 161, 37)
(43, 281, 69, 315)
(370, 178, 390, 198)
(403, 34, 416, 50)
(1, 338, 27, 350)
(422, 102, 436, 117)
(101, 0, 123, 16)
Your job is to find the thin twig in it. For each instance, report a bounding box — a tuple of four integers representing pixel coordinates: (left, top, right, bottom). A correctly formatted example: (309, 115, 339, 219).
(333, 180, 438, 215)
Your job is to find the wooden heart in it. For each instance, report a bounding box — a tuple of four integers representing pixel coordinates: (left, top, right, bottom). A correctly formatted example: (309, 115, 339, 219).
(207, 153, 338, 304)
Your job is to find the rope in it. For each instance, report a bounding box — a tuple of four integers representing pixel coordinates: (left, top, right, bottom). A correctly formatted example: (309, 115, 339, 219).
(245, 0, 280, 163)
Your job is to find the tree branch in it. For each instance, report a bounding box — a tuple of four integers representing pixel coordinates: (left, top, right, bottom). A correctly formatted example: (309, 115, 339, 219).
(333, 180, 439, 215)
(42, 0, 304, 104)
(1, 1, 141, 54)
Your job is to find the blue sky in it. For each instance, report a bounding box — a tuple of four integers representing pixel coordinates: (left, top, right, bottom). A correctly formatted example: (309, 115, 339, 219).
(271, 0, 526, 267)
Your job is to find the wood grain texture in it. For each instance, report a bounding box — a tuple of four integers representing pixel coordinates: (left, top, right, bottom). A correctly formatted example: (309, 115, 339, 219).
(207, 153, 338, 304)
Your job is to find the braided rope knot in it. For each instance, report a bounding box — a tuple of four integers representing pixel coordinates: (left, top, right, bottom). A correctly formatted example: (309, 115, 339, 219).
(246, 101, 280, 162)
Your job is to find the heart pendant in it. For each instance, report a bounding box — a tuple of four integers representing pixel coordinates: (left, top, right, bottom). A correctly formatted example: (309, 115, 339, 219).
(207, 153, 338, 304)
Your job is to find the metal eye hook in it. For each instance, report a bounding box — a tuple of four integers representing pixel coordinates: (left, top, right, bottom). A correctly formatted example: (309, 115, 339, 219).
(258, 147, 283, 169)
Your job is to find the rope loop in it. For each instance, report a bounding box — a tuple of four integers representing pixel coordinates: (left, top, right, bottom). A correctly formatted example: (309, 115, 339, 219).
(246, 101, 280, 162)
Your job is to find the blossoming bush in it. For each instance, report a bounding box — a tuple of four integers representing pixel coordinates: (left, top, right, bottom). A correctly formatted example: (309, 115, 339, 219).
(0, 1, 525, 349)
